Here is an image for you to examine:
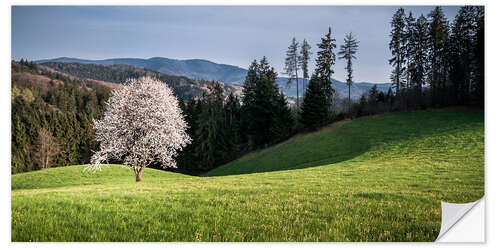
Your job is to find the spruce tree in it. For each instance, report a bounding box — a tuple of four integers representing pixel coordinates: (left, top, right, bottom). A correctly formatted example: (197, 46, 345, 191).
(412, 14, 430, 93)
(404, 12, 416, 89)
(300, 77, 329, 130)
(270, 93, 294, 143)
(298, 39, 312, 101)
(194, 82, 225, 171)
(473, 6, 484, 106)
(241, 60, 259, 147)
(338, 32, 360, 113)
(448, 6, 481, 105)
(242, 57, 294, 148)
(427, 6, 449, 105)
(223, 93, 242, 161)
(300, 27, 337, 130)
(284, 37, 300, 107)
(389, 8, 407, 94)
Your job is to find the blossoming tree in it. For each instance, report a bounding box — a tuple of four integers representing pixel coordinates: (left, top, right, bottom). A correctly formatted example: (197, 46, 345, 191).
(86, 76, 191, 181)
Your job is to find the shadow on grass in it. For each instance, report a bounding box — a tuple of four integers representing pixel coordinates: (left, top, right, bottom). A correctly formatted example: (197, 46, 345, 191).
(204, 109, 483, 177)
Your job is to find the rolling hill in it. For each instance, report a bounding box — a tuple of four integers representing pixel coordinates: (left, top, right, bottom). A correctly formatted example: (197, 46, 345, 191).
(37, 57, 391, 100)
(11, 109, 484, 241)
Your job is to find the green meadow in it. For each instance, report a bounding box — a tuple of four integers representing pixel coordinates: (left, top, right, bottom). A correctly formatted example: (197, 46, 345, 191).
(11, 109, 484, 241)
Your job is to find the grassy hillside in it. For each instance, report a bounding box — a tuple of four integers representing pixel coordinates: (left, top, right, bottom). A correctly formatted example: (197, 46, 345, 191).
(11, 109, 484, 242)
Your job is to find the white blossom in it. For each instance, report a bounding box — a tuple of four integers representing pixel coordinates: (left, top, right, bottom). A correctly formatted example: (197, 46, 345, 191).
(85, 76, 191, 180)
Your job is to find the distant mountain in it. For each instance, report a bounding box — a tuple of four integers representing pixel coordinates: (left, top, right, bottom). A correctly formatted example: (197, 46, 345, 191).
(40, 62, 243, 100)
(36, 57, 248, 85)
(37, 57, 391, 100)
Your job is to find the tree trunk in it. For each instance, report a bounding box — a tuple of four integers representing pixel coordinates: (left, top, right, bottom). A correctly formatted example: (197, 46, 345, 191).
(295, 68, 300, 108)
(136, 167, 145, 182)
(348, 82, 351, 116)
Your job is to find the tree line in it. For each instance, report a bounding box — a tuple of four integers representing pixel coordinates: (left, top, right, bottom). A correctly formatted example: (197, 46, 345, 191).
(386, 6, 484, 110)
(175, 28, 339, 174)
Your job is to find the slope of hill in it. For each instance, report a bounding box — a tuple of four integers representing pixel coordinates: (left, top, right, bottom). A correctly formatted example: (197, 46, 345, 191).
(11, 109, 484, 241)
(40, 62, 243, 99)
(37, 57, 390, 100)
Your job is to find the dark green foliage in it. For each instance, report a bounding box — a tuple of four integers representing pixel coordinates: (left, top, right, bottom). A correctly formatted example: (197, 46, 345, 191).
(177, 58, 294, 174)
(301, 28, 337, 130)
(407, 14, 429, 92)
(368, 85, 379, 104)
(427, 7, 449, 105)
(222, 93, 242, 160)
(11, 62, 110, 174)
(447, 6, 484, 106)
(300, 77, 331, 130)
(270, 93, 295, 144)
(242, 57, 294, 148)
(314, 27, 336, 81)
(389, 8, 407, 94)
(194, 82, 226, 171)
(175, 99, 203, 174)
(385, 6, 483, 110)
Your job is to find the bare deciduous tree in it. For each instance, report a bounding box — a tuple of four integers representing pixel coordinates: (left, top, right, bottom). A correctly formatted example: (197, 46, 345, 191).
(32, 128, 61, 170)
(85, 76, 191, 181)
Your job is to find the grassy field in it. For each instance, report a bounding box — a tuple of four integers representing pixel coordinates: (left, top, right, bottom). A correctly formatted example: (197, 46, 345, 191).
(11, 109, 484, 241)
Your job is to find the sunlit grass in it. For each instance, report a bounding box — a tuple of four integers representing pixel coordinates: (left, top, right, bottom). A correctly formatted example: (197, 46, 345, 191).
(11, 109, 484, 241)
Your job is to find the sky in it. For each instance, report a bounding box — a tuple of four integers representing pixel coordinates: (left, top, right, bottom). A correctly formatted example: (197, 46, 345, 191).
(12, 6, 460, 83)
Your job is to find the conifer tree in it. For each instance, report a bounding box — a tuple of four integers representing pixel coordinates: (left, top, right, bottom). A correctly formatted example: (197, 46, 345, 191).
(427, 6, 449, 105)
(222, 93, 242, 162)
(241, 60, 259, 146)
(389, 8, 407, 94)
(301, 27, 336, 130)
(194, 82, 225, 171)
(473, 6, 484, 106)
(300, 77, 329, 130)
(338, 32, 360, 112)
(298, 39, 312, 100)
(404, 12, 417, 89)
(412, 14, 430, 93)
(242, 57, 294, 148)
(284, 37, 300, 107)
(448, 6, 479, 104)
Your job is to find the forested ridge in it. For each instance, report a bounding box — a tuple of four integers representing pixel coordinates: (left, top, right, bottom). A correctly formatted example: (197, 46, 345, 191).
(11, 61, 111, 173)
(41, 62, 242, 100)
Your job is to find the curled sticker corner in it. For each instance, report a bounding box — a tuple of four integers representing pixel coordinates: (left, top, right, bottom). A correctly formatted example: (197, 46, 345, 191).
(436, 197, 484, 241)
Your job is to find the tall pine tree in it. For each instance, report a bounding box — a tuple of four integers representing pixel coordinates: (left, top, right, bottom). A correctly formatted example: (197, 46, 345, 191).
(427, 6, 449, 105)
(338, 32, 360, 112)
(284, 37, 301, 107)
(389, 8, 407, 94)
(298, 39, 312, 101)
